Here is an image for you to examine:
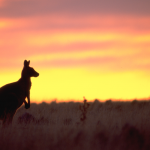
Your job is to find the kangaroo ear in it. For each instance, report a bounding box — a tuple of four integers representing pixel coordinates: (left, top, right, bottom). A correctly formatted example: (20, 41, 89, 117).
(28, 60, 30, 65)
(24, 60, 30, 67)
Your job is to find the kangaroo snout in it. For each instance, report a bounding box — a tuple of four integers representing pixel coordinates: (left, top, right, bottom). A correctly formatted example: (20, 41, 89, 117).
(35, 72, 39, 77)
(32, 70, 39, 77)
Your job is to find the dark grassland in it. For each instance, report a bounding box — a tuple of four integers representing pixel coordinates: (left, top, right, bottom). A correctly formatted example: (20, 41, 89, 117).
(0, 99, 150, 150)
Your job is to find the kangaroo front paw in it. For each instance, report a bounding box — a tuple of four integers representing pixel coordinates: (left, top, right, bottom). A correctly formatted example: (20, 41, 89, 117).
(25, 103, 30, 109)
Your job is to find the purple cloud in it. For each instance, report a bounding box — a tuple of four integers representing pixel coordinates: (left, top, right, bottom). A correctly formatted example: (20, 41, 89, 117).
(0, 0, 150, 18)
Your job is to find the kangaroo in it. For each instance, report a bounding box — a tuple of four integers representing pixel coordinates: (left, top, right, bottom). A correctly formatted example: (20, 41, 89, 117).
(0, 60, 39, 125)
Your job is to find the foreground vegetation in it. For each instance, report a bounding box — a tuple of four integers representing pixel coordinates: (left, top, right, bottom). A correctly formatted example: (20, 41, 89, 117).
(0, 99, 150, 150)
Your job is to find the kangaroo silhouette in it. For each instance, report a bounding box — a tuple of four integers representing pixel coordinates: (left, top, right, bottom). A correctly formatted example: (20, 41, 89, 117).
(0, 60, 39, 125)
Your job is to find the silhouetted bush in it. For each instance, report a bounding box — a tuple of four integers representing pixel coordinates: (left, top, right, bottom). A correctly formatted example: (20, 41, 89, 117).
(18, 113, 36, 124)
(79, 98, 90, 122)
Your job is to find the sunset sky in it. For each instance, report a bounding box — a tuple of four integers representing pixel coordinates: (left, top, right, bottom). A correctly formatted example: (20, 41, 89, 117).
(0, 0, 150, 103)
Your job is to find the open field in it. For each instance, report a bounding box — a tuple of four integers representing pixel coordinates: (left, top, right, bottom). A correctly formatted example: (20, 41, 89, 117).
(0, 99, 150, 150)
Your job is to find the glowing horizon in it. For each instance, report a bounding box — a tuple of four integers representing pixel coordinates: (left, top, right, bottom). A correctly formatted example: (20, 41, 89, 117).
(0, 0, 150, 103)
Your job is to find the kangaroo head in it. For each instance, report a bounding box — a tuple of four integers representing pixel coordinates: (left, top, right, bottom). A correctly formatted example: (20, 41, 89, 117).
(21, 60, 39, 78)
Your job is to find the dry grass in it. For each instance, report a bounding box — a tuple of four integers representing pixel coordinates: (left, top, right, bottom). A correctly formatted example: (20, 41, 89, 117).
(0, 99, 150, 150)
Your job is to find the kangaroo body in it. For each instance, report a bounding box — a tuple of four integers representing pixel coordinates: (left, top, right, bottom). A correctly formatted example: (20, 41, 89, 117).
(0, 60, 39, 125)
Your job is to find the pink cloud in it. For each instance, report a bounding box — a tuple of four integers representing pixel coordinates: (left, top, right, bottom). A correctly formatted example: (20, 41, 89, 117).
(0, 14, 150, 73)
